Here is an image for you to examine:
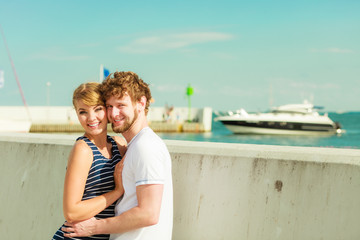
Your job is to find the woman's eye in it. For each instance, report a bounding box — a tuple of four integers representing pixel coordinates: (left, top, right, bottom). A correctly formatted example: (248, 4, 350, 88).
(79, 111, 86, 114)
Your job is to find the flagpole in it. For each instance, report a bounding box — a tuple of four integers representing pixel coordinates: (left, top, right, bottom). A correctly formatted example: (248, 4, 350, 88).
(186, 84, 193, 122)
(0, 24, 32, 122)
(0, 70, 4, 88)
(99, 64, 104, 82)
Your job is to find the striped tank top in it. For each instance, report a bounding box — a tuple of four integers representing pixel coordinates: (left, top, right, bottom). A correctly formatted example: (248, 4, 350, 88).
(52, 135, 123, 240)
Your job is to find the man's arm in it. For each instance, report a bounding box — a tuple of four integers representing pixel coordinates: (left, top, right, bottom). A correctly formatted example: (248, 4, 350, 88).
(63, 184, 163, 237)
(99, 184, 164, 233)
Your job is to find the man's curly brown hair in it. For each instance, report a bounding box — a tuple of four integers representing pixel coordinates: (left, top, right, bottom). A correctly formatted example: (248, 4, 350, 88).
(100, 71, 152, 115)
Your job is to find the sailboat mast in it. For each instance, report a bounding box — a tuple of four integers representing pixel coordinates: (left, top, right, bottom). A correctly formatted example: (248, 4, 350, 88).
(99, 64, 103, 83)
(0, 24, 32, 121)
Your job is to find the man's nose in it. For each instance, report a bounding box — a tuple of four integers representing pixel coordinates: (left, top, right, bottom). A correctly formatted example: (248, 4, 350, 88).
(109, 107, 120, 119)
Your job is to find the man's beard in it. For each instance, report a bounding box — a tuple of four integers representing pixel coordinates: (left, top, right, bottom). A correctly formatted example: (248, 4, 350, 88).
(112, 109, 138, 133)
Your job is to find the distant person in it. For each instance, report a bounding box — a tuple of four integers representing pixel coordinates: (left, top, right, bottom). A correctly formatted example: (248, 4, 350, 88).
(52, 82, 127, 240)
(63, 71, 173, 240)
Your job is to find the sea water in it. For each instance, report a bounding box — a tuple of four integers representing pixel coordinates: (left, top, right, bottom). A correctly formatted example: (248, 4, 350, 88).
(157, 112, 360, 149)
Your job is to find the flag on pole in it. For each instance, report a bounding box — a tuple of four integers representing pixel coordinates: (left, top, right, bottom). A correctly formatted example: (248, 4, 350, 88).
(0, 70, 4, 88)
(103, 67, 110, 79)
(100, 64, 111, 82)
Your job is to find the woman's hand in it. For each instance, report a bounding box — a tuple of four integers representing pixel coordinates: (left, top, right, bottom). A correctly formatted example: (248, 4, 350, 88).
(114, 157, 125, 194)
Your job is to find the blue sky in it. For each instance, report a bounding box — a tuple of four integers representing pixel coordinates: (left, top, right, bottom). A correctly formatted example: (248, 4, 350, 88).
(0, 0, 359, 112)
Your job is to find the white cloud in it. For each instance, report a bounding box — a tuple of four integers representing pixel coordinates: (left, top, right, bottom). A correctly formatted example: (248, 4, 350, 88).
(310, 48, 353, 53)
(267, 77, 340, 90)
(289, 81, 339, 89)
(218, 85, 257, 97)
(153, 83, 185, 92)
(118, 32, 234, 54)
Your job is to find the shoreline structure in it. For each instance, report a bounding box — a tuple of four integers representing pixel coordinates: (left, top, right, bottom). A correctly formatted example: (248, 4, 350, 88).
(1, 133, 360, 239)
(0, 106, 213, 133)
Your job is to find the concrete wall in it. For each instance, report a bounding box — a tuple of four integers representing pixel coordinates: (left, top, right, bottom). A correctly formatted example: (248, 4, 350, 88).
(0, 106, 77, 123)
(0, 106, 212, 127)
(0, 106, 213, 132)
(1, 133, 360, 240)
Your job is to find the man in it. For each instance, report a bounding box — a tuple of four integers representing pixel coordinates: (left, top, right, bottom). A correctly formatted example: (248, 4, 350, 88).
(63, 71, 173, 240)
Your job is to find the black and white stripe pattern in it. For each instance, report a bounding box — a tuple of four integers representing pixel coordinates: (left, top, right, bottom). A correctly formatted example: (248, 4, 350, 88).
(52, 135, 122, 240)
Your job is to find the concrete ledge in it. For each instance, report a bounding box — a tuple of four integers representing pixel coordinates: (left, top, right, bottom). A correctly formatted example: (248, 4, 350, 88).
(30, 123, 84, 132)
(1, 133, 360, 239)
(1, 106, 213, 133)
(29, 122, 209, 133)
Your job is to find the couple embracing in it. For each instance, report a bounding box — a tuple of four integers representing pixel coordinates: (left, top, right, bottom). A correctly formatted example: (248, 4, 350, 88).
(52, 71, 173, 240)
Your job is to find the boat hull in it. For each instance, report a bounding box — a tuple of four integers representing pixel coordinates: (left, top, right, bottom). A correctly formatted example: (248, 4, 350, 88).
(215, 102, 343, 135)
(221, 120, 338, 135)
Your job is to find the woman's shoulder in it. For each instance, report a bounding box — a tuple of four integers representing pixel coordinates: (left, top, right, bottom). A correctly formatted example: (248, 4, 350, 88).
(66, 138, 93, 166)
(72, 138, 92, 155)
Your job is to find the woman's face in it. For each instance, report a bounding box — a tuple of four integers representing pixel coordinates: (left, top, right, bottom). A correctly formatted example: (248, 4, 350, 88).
(75, 100, 108, 136)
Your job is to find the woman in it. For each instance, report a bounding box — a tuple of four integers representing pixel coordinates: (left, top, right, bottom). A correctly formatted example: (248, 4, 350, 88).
(52, 82, 126, 240)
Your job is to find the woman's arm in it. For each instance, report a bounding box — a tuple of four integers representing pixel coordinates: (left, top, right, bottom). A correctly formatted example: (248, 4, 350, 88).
(63, 140, 123, 223)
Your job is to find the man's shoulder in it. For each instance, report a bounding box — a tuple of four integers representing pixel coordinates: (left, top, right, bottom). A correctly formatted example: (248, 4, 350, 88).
(130, 128, 168, 153)
(134, 127, 164, 145)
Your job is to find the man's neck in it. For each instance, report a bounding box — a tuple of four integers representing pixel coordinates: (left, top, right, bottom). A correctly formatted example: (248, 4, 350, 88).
(122, 114, 148, 143)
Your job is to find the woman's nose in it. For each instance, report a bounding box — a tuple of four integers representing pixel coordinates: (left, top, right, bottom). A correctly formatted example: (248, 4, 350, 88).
(88, 111, 97, 121)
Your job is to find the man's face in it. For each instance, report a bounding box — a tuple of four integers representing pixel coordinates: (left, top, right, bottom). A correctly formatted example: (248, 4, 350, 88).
(106, 93, 138, 133)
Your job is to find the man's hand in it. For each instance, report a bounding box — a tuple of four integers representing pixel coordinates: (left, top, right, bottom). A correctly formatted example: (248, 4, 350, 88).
(62, 217, 98, 237)
(114, 158, 125, 193)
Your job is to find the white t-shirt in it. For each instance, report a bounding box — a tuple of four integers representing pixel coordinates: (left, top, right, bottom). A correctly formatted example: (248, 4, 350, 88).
(110, 127, 173, 240)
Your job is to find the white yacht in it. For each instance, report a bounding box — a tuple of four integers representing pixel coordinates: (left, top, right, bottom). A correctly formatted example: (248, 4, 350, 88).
(214, 102, 343, 135)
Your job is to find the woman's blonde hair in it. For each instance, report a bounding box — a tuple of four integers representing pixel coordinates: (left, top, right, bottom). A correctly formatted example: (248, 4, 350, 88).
(72, 82, 104, 109)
